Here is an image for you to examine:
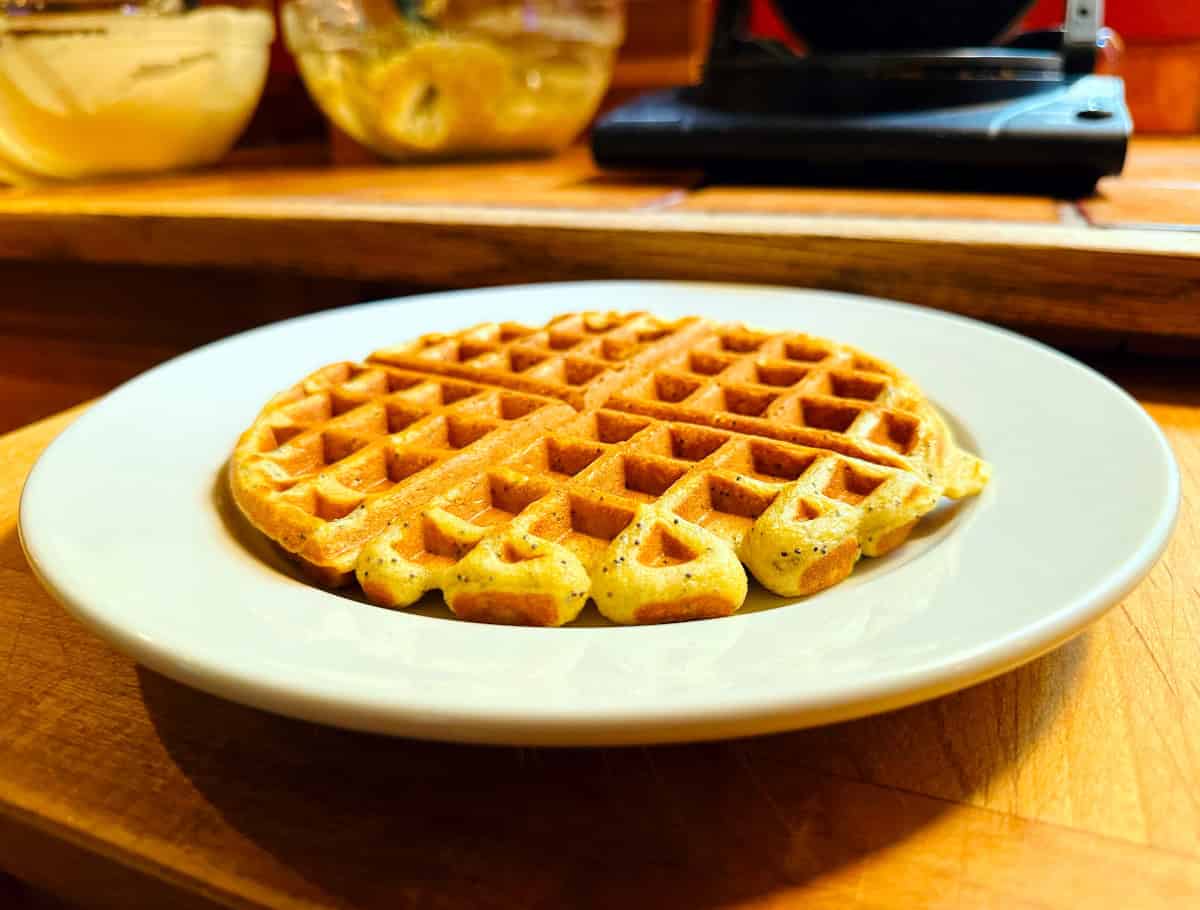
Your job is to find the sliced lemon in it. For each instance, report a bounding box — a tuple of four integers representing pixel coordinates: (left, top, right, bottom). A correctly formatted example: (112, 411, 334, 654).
(368, 37, 511, 155)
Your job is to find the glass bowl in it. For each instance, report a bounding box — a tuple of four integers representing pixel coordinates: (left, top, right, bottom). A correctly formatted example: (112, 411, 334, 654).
(0, 0, 274, 183)
(282, 0, 623, 160)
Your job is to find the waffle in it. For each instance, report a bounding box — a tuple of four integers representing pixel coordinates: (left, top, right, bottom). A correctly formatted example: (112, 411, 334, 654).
(229, 362, 576, 585)
(369, 311, 714, 410)
(368, 315, 987, 497)
(230, 311, 990, 624)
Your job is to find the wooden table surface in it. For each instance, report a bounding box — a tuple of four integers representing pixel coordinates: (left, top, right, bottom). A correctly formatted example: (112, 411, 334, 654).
(1, 140, 1200, 344)
(1, 137, 1199, 907)
(0, 342, 1198, 907)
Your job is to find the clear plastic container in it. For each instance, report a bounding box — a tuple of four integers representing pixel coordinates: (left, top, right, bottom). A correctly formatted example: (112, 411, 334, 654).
(282, 0, 623, 160)
(0, 0, 274, 183)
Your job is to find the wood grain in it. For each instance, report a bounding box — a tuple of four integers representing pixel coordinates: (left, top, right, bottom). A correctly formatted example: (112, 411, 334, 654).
(679, 186, 1061, 222)
(1114, 137, 1200, 181)
(0, 256, 1186, 437)
(1084, 182, 1200, 228)
(1, 141, 1199, 341)
(2, 208, 1199, 340)
(0, 356, 1198, 910)
(0, 260, 409, 434)
(0, 146, 695, 212)
(1, 136, 1199, 907)
(1083, 140, 1200, 227)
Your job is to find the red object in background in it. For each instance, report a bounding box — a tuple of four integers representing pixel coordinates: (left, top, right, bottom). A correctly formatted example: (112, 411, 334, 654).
(747, 0, 1200, 44)
(1024, 1, 1200, 41)
(748, 0, 800, 46)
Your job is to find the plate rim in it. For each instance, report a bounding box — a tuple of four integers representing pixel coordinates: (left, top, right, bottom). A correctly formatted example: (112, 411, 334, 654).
(17, 280, 1182, 745)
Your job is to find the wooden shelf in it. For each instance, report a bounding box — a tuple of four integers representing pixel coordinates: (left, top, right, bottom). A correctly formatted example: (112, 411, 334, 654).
(0, 141, 1198, 340)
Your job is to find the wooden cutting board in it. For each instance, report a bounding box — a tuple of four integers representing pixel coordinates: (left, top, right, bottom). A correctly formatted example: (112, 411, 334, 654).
(0, 356, 1197, 908)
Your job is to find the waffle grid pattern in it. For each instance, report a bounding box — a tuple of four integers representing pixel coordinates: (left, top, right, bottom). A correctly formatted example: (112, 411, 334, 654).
(605, 326, 936, 473)
(231, 312, 989, 622)
(368, 312, 711, 409)
(358, 409, 937, 625)
(231, 362, 575, 584)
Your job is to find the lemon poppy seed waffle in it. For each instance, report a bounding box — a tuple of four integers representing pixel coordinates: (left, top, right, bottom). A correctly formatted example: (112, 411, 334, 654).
(230, 362, 577, 586)
(368, 311, 714, 410)
(230, 311, 991, 624)
(357, 409, 946, 626)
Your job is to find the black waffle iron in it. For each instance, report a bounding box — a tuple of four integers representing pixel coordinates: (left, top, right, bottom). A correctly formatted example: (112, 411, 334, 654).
(592, 0, 1130, 194)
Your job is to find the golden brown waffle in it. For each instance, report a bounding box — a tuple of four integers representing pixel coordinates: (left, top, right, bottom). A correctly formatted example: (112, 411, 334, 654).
(603, 324, 987, 498)
(358, 409, 941, 625)
(368, 311, 713, 410)
(230, 311, 991, 624)
(229, 362, 576, 585)
(371, 316, 986, 496)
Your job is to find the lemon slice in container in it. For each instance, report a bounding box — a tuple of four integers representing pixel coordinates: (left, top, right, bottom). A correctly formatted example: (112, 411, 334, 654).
(368, 36, 511, 155)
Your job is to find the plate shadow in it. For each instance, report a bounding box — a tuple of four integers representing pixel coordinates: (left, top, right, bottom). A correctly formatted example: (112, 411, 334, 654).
(138, 633, 1086, 908)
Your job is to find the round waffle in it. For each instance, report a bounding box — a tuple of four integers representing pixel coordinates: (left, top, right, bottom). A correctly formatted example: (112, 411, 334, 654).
(231, 312, 990, 624)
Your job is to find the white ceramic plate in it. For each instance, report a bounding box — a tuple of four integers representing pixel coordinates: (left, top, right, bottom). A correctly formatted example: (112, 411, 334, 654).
(19, 282, 1179, 745)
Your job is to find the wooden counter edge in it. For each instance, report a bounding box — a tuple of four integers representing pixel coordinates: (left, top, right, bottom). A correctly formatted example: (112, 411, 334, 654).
(0, 208, 1197, 339)
(2, 200, 1197, 253)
